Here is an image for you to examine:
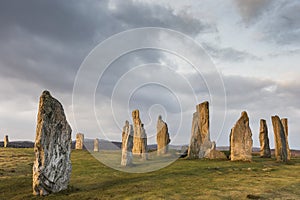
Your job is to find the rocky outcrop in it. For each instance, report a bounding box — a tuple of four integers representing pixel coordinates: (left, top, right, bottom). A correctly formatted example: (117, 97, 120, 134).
(33, 91, 72, 196)
(121, 121, 134, 166)
(187, 102, 213, 159)
(75, 133, 84, 150)
(94, 138, 99, 152)
(230, 111, 253, 161)
(132, 110, 147, 159)
(4, 135, 8, 148)
(271, 116, 288, 162)
(281, 118, 291, 160)
(156, 115, 171, 155)
(259, 119, 271, 158)
(204, 142, 227, 160)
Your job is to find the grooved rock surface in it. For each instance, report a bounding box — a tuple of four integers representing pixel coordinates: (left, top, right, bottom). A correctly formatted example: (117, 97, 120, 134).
(281, 118, 291, 160)
(188, 102, 212, 159)
(230, 111, 253, 161)
(75, 133, 84, 150)
(132, 110, 147, 158)
(94, 138, 99, 152)
(33, 91, 72, 196)
(272, 116, 288, 162)
(4, 135, 8, 148)
(121, 121, 134, 166)
(156, 115, 171, 155)
(259, 119, 271, 158)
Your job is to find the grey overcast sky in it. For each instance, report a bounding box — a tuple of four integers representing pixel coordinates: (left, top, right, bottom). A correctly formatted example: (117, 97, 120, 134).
(0, 0, 299, 149)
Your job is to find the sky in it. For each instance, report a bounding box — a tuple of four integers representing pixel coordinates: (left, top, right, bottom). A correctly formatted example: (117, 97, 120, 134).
(0, 0, 299, 149)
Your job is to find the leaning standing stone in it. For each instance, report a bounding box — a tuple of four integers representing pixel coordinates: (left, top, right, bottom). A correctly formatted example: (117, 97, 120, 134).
(4, 135, 9, 148)
(230, 111, 253, 161)
(33, 91, 72, 196)
(75, 133, 84, 150)
(271, 116, 288, 162)
(121, 121, 134, 166)
(94, 138, 99, 152)
(259, 119, 271, 158)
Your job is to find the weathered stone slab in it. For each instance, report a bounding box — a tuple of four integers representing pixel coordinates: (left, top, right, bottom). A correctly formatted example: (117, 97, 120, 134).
(230, 111, 253, 161)
(188, 101, 213, 159)
(259, 119, 271, 158)
(33, 91, 72, 196)
(94, 138, 99, 152)
(121, 121, 134, 166)
(75, 133, 84, 150)
(132, 110, 147, 158)
(281, 118, 291, 160)
(156, 115, 171, 155)
(272, 116, 288, 162)
(4, 135, 8, 148)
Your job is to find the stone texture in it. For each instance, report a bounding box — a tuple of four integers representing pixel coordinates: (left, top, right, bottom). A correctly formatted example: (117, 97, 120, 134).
(204, 142, 227, 160)
(281, 118, 291, 160)
(271, 116, 288, 162)
(75, 133, 84, 150)
(4, 135, 8, 148)
(33, 91, 72, 196)
(230, 111, 253, 161)
(94, 138, 99, 152)
(121, 121, 134, 166)
(259, 119, 271, 158)
(156, 115, 171, 155)
(187, 101, 213, 159)
(132, 110, 148, 159)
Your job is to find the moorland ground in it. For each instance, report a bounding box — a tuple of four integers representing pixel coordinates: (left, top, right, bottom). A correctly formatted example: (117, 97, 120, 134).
(1, 148, 300, 199)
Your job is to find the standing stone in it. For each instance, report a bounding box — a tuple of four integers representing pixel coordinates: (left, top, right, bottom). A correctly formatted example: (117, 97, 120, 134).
(33, 91, 72, 196)
(132, 110, 147, 158)
(230, 111, 253, 161)
(187, 101, 213, 159)
(75, 133, 84, 150)
(259, 119, 271, 158)
(4, 135, 9, 148)
(156, 115, 171, 155)
(271, 116, 288, 162)
(281, 118, 291, 160)
(140, 124, 148, 160)
(121, 121, 134, 166)
(94, 138, 99, 152)
(122, 120, 129, 149)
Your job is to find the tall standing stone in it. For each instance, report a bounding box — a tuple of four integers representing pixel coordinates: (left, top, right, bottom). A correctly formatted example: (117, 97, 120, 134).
(94, 138, 99, 152)
(271, 116, 288, 162)
(132, 110, 147, 158)
(75, 133, 84, 150)
(4, 135, 9, 148)
(121, 121, 134, 166)
(33, 91, 72, 196)
(230, 111, 253, 161)
(259, 119, 271, 158)
(281, 118, 291, 160)
(187, 101, 213, 159)
(156, 115, 171, 155)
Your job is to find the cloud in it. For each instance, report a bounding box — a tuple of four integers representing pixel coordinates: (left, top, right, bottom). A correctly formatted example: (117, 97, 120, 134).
(202, 43, 261, 62)
(232, 0, 273, 24)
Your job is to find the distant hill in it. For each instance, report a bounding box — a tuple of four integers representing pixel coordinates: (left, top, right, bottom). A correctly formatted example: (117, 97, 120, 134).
(1, 141, 300, 156)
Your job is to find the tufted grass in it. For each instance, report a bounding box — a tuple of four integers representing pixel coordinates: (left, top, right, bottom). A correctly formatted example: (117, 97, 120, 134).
(1, 147, 300, 199)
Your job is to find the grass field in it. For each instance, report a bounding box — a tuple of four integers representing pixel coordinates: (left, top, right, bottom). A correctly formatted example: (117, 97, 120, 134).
(1, 148, 300, 199)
